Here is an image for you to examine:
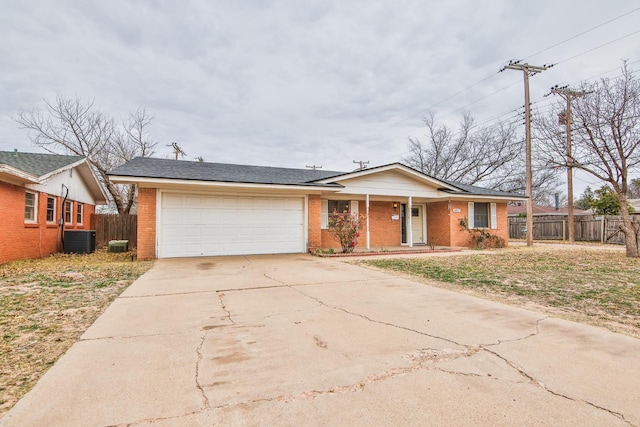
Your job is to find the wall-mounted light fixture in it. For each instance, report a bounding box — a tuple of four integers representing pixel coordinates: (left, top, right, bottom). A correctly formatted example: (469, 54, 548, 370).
(393, 202, 398, 209)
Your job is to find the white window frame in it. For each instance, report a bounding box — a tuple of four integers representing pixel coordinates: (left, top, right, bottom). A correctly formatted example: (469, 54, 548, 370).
(321, 199, 359, 229)
(76, 202, 84, 225)
(490, 203, 497, 229)
(468, 202, 497, 230)
(46, 196, 56, 224)
(64, 201, 73, 224)
(24, 191, 38, 223)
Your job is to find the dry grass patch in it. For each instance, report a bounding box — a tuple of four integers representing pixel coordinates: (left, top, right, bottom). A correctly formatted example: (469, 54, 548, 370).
(0, 251, 153, 417)
(360, 247, 640, 337)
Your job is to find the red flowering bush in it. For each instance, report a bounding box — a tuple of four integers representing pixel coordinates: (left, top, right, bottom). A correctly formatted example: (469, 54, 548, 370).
(328, 210, 365, 253)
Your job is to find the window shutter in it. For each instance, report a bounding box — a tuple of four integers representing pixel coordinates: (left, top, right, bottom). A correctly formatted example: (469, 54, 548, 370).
(467, 202, 475, 229)
(490, 203, 497, 229)
(321, 200, 328, 229)
(350, 200, 359, 215)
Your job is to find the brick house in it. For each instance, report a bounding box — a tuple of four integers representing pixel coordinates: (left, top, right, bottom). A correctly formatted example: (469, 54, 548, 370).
(0, 150, 108, 263)
(108, 157, 527, 259)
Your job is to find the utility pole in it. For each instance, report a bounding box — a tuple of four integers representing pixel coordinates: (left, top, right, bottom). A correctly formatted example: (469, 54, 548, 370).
(500, 60, 553, 246)
(353, 160, 369, 171)
(547, 85, 588, 243)
(306, 165, 322, 170)
(167, 142, 186, 160)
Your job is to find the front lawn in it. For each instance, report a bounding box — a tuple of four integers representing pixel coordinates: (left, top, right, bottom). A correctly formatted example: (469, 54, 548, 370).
(0, 251, 153, 417)
(360, 246, 640, 337)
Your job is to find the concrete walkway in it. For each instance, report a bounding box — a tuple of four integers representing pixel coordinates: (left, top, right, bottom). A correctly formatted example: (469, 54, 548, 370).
(2, 254, 639, 426)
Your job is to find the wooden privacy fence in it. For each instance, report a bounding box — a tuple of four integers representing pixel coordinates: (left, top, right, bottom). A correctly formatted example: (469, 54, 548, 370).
(90, 214, 137, 249)
(508, 215, 637, 244)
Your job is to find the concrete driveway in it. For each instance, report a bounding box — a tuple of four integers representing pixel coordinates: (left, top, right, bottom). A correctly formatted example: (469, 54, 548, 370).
(2, 254, 639, 426)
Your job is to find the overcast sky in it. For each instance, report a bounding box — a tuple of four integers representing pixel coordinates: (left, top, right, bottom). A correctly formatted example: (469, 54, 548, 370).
(1, 1, 639, 194)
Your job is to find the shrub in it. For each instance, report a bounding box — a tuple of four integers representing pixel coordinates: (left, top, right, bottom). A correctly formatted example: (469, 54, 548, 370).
(328, 210, 365, 253)
(458, 217, 505, 249)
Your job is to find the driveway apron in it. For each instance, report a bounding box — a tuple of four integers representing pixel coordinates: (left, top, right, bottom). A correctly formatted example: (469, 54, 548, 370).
(2, 254, 639, 426)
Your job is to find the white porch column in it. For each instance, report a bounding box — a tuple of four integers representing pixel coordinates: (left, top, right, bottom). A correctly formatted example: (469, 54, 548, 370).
(365, 194, 370, 250)
(407, 196, 413, 248)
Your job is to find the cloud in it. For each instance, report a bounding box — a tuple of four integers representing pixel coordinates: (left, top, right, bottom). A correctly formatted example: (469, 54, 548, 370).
(1, 0, 639, 187)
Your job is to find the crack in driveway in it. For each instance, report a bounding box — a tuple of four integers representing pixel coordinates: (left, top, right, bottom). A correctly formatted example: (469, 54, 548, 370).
(195, 332, 211, 411)
(216, 292, 236, 325)
(482, 346, 633, 426)
(264, 275, 633, 425)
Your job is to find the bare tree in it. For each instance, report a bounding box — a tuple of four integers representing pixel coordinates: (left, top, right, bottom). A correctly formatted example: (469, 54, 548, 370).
(535, 64, 640, 257)
(405, 112, 561, 203)
(16, 95, 157, 214)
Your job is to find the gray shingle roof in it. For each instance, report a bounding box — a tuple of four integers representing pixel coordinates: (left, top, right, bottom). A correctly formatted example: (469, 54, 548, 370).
(0, 150, 84, 177)
(108, 157, 344, 187)
(439, 180, 526, 198)
(108, 157, 525, 198)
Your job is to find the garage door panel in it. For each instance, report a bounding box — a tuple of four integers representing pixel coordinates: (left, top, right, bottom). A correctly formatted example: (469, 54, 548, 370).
(159, 193, 304, 258)
(162, 194, 185, 208)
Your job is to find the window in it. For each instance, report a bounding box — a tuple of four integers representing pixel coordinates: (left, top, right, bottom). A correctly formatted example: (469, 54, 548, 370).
(467, 202, 498, 229)
(46, 196, 56, 223)
(474, 203, 489, 228)
(321, 200, 359, 229)
(24, 191, 37, 223)
(328, 200, 352, 215)
(64, 201, 73, 224)
(76, 203, 84, 225)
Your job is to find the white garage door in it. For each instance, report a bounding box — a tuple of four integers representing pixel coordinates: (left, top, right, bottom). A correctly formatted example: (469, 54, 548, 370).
(159, 193, 305, 258)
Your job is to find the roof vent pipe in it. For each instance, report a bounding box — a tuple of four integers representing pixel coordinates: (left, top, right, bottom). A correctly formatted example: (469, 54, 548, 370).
(13, 148, 18, 156)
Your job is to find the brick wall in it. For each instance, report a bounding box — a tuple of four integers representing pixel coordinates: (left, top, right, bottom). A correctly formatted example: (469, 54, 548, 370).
(368, 201, 401, 247)
(307, 195, 321, 252)
(318, 200, 401, 250)
(426, 201, 510, 248)
(447, 201, 510, 247)
(494, 203, 509, 245)
(136, 187, 157, 260)
(426, 201, 452, 246)
(0, 181, 96, 264)
(448, 201, 472, 247)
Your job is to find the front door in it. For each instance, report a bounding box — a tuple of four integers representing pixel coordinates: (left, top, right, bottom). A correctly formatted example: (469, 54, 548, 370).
(411, 205, 425, 244)
(401, 204, 426, 245)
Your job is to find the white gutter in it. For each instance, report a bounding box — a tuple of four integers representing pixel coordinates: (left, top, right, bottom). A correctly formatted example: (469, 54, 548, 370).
(108, 175, 343, 192)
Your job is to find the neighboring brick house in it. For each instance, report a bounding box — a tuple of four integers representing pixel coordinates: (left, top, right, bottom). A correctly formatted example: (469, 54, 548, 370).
(0, 150, 108, 263)
(108, 157, 527, 259)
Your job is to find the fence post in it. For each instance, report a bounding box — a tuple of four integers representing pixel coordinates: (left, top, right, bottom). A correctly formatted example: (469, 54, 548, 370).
(562, 220, 566, 241)
(600, 216, 605, 244)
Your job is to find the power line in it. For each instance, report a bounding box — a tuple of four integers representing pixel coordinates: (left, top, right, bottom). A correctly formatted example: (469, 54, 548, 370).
(523, 7, 640, 61)
(373, 65, 640, 167)
(373, 72, 502, 135)
(500, 60, 553, 246)
(363, 18, 640, 168)
(554, 30, 640, 66)
(546, 85, 589, 242)
(408, 11, 640, 135)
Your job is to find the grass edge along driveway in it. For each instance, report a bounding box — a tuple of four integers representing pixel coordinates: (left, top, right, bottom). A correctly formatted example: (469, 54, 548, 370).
(0, 251, 153, 418)
(359, 246, 640, 339)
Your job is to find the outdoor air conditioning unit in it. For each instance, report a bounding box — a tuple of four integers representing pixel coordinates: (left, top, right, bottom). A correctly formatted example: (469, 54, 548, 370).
(64, 230, 96, 254)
